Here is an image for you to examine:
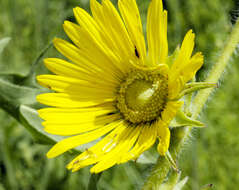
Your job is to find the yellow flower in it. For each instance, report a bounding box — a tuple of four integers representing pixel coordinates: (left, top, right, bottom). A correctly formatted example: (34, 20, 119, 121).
(37, 0, 203, 173)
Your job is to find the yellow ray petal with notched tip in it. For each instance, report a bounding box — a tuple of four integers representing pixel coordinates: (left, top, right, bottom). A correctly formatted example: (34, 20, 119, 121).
(90, 125, 141, 173)
(67, 123, 126, 171)
(46, 120, 121, 158)
(69, 125, 141, 173)
(168, 31, 203, 98)
(119, 124, 158, 163)
(169, 30, 195, 84)
(179, 52, 204, 83)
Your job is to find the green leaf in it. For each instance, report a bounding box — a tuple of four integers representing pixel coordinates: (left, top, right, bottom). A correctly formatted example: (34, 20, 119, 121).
(19, 105, 63, 144)
(19, 105, 95, 152)
(0, 74, 42, 117)
(0, 72, 99, 153)
(0, 39, 64, 146)
(0, 37, 11, 55)
(170, 110, 205, 128)
(0, 74, 58, 144)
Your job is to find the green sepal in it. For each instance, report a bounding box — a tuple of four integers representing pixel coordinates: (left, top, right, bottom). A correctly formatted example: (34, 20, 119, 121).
(170, 110, 205, 128)
(176, 82, 217, 99)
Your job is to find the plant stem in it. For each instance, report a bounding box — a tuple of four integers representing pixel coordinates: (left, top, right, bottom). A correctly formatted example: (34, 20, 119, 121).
(142, 20, 239, 190)
(142, 156, 171, 190)
(192, 20, 239, 119)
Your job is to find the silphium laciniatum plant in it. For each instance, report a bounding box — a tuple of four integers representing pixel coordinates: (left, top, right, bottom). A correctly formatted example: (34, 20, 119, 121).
(36, 0, 215, 175)
(0, 0, 237, 189)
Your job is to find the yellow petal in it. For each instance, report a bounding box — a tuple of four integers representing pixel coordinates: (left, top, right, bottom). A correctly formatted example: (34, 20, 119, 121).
(161, 101, 183, 123)
(170, 30, 195, 83)
(46, 121, 120, 158)
(90, 0, 134, 62)
(36, 75, 115, 98)
(157, 120, 170, 156)
(73, 7, 102, 42)
(168, 76, 184, 99)
(43, 114, 121, 136)
(63, 19, 128, 76)
(180, 52, 204, 83)
(67, 124, 126, 171)
(38, 107, 114, 122)
(44, 58, 118, 87)
(67, 123, 142, 173)
(118, 0, 146, 63)
(147, 0, 168, 65)
(37, 93, 114, 108)
(119, 124, 158, 163)
(53, 37, 123, 82)
(90, 126, 141, 173)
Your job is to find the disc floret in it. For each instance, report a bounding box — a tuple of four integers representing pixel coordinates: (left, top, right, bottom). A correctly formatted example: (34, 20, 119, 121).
(117, 69, 168, 124)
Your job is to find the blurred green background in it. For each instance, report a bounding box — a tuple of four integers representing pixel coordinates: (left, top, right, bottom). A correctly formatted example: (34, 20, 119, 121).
(0, 0, 239, 189)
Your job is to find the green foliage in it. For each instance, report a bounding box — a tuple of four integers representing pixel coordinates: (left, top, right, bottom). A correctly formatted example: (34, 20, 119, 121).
(0, 0, 238, 189)
(0, 38, 11, 55)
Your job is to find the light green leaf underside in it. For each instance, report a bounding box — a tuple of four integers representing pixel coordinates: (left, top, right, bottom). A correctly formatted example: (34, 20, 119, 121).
(20, 105, 99, 153)
(19, 105, 64, 144)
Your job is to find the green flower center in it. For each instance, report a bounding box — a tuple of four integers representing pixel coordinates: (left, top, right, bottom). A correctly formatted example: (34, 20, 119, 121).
(116, 69, 168, 124)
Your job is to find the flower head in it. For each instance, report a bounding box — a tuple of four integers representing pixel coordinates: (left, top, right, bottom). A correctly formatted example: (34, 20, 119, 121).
(37, 0, 203, 173)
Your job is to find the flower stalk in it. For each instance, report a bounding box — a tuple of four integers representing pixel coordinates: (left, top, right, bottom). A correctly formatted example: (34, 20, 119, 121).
(142, 19, 239, 190)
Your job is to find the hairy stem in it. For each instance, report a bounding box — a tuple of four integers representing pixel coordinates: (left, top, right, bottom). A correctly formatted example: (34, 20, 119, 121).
(142, 20, 239, 190)
(192, 21, 239, 118)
